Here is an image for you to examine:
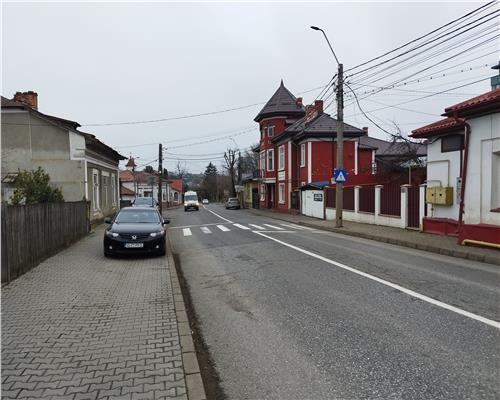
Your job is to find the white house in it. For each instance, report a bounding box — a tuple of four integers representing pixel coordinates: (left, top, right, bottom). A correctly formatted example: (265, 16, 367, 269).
(411, 70, 500, 247)
(1, 91, 125, 222)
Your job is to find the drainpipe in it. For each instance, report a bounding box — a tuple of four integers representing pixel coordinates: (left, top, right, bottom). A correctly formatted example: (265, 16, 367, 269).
(457, 120, 470, 237)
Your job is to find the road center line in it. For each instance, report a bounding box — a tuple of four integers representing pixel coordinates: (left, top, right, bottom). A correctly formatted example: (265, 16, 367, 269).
(204, 208, 233, 224)
(254, 231, 500, 330)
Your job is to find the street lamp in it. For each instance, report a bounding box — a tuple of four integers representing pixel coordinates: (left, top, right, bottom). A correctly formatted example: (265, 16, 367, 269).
(311, 26, 344, 228)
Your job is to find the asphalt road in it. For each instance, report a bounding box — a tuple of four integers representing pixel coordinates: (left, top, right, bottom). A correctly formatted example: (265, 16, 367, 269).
(166, 203, 500, 400)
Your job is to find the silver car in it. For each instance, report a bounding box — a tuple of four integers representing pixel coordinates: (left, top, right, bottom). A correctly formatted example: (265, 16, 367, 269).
(225, 197, 240, 210)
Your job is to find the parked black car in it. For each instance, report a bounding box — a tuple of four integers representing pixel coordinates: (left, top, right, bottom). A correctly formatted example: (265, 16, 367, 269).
(132, 196, 157, 208)
(103, 207, 168, 257)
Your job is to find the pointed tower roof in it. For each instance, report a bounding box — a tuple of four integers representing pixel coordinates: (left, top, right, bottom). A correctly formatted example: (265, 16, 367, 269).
(254, 80, 305, 122)
(125, 157, 136, 168)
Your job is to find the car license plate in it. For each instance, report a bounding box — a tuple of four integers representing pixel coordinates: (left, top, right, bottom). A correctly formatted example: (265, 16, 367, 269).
(125, 243, 144, 248)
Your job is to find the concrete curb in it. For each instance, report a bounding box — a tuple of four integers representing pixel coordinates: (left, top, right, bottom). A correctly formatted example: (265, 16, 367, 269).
(246, 209, 499, 266)
(167, 238, 207, 400)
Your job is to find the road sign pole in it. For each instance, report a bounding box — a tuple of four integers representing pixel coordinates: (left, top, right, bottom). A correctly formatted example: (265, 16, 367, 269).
(335, 63, 344, 228)
(158, 143, 163, 216)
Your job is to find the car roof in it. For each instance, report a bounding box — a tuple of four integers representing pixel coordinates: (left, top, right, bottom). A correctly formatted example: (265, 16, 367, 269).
(121, 206, 157, 211)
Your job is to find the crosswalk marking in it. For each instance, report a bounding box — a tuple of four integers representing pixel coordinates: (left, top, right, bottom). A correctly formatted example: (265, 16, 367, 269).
(233, 223, 251, 230)
(249, 224, 265, 230)
(182, 228, 192, 236)
(281, 223, 304, 230)
(263, 224, 284, 230)
(200, 227, 212, 234)
(217, 225, 230, 232)
(281, 223, 314, 230)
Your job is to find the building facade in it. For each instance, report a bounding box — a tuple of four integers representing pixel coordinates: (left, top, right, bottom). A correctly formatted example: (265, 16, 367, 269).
(1, 92, 125, 221)
(411, 74, 500, 246)
(254, 81, 423, 212)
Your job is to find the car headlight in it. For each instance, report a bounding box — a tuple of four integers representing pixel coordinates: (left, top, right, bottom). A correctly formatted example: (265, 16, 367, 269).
(195, 201, 199, 206)
(106, 231, 119, 238)
(184, 202, 188, 206)
(150, 229, 166, 237)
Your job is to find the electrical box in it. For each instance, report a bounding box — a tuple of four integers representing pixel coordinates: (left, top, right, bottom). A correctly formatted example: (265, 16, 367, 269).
(426, 186, 453, 205)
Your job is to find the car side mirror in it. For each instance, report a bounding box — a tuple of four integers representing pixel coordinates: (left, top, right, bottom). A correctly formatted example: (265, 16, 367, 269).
(104, 217, 112, 224)
(163, 219, 170, 225)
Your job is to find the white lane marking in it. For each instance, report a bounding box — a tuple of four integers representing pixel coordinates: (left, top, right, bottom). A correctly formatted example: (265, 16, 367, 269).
(281, 223, 305, 230)
(249, 224, 265, 230)
(253, 230, 295, 233)
(217, 225, 230, 232)
(281, 223, 314, 230)
(205, 208, 233, 224)
(233, 223, 250, 230)
(254, 231, 500, 330)
(200, 227, 212, 234)
(182, 228, 192, 237)
(171, 223, 226, 229)
(263, 224, 285, 230)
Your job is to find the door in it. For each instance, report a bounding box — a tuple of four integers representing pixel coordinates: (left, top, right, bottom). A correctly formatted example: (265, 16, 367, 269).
(302, 190, 324, 219)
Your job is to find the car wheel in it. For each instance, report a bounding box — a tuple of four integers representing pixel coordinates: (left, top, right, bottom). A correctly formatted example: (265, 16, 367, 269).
(104, 251, 113, 258)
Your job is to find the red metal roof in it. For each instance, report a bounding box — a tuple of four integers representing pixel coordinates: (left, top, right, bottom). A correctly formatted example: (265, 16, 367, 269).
(125, 157, 136, 167)
(120, 186, 135, 196)
(169, 179, 183, 192)
(410, 117, 465, 138)
(443, 88, 500, 117)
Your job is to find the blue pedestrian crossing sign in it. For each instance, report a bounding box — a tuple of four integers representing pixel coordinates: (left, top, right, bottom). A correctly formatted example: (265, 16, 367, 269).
(334, 169, 347, 183)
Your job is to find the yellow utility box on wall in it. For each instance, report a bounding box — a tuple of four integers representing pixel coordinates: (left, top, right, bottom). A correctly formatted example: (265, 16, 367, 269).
(426, 187, 453, 205)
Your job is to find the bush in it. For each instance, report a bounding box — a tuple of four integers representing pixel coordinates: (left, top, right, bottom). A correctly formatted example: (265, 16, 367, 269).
(11, 167, 64, 205)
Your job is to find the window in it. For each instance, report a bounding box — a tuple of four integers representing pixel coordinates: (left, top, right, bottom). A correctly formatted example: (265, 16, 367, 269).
(268, 125, 275, 137)
(300, 143, 305, 167)
(92, 169, 100, 211)
(260, 184, 265, 201)
(111, 173, 116, 206)
(267, 149, 274, 171)
(260, 151, 265, 176)
(278, 183, 285, 204)
(278, 145, 285, 171)
(261, 127, 266, 139)
(441, 134, 464, 153)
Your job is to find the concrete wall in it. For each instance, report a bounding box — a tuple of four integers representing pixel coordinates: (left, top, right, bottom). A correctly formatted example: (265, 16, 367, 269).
(425, 136, 462, 220)
(465, 113, 500, 225)
(1, 110, 86, 202)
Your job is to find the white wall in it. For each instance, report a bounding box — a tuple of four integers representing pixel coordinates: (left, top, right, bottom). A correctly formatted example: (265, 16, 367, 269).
(426, 137, 462, 220)
(464, 113, 500, 226)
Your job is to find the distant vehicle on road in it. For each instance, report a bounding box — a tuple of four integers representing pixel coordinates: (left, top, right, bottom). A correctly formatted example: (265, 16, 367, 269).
(184, 191, 200, 211)
(103, 206, 168, 257)
(202, 199, 209, 205)
(225, 197, 240, 210)
(132, 196, 157, 208)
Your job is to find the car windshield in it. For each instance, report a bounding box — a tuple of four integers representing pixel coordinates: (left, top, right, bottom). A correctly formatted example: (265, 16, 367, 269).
(115, 210, 160, 224)
(228, 198, 238, 201)
(134, 198, 153, 205)
(185, 195, 198, 201)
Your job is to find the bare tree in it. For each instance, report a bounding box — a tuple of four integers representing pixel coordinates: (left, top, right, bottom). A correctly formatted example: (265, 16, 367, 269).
(175, 161, 188, 180)
(223, 149, 237, 197)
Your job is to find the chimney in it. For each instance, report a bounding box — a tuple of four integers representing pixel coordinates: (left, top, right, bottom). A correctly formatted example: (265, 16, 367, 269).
(314, 100, 323, 113)
(13, 91, 38, 110)
(362, 127, 369, 136)
(296, 97, 303, 107)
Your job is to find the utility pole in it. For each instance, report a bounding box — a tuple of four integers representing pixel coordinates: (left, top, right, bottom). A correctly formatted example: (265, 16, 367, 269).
(158, 143, 163, 216)
(335, 63, 344, 227)
(311, 25, 344, 228)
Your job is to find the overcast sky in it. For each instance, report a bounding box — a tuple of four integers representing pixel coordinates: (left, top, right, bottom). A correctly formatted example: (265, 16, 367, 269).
(2, 2, 497, 173)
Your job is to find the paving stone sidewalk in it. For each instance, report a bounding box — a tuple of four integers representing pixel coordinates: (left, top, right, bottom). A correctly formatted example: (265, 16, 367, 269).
(1, 227, 187, 400)
(245, 208, 499, 265)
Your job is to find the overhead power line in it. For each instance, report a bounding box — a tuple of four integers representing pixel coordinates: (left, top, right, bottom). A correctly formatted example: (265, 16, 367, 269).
(345, 0, 498, 73)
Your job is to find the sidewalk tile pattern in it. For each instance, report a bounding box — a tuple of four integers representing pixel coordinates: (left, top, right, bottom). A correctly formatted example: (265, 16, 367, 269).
(1, 228, 187, 399)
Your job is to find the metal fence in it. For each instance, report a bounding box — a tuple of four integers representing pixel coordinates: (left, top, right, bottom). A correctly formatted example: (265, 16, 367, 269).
(380, 184, 401, 216)
(1, 201, 90, 284)
(359, 186, 375, 213)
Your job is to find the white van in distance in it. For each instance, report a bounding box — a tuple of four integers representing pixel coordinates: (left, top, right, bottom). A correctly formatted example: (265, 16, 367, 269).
(184, 191, 200, 211)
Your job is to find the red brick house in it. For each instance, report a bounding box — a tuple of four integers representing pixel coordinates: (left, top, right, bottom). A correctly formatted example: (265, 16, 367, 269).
(254, 81, 424, 212)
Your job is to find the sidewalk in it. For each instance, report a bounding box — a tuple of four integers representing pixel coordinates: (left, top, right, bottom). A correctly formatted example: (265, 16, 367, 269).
(245, 208, 499, 266)
(1, 226, 205, 400)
